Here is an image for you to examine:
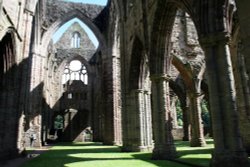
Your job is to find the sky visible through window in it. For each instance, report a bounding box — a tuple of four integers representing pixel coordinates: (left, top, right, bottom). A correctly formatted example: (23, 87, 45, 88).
(53, 18, 98, 48)
(53, 0, 108, 47)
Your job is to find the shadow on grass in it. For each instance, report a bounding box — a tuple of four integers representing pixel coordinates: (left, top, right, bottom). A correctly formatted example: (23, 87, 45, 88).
(174, 140, 214, 167)
(205, 140, 214, 145)
(55, 142, 103, 147)
(132, 153, 191, 167)
(21, 147, 128, 167)
(177, 148, 213, 156)
(175, 139, 214, 148)
(21, 142, 190, 167)
(22, 141, 216, 167)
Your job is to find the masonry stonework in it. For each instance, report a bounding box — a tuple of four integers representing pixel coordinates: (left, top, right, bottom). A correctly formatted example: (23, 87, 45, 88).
(0, 1, 250, 167)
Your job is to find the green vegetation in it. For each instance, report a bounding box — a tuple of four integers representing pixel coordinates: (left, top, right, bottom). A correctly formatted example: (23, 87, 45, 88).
(54, 115, 63, 129)
(175, 98, 210, 128)
(21, 140, 215, 167)
(176, 99, 183, 126)
(200, 100, 210, 127)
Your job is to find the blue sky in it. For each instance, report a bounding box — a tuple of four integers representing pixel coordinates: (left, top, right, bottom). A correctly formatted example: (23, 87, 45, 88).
(53, 0, 108, 48)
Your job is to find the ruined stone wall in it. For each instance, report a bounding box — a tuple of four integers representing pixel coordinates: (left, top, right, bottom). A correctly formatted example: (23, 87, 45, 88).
(41, 19, 98, 142)
(87, 1, 123, 145)
(45, 0, 104, 28)
(0, 0, 39, 160)
(170, 11, 207, 143)
(171, 11, 205, 77)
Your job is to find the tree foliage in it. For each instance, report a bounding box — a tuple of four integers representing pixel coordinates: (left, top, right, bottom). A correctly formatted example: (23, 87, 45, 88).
(175, 98, 210, 127)
(54, 115, 64, 129)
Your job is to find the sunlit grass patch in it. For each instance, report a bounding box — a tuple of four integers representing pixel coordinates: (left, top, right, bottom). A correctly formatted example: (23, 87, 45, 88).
(21, 142, 189, 167)
(175, 139, 214, 167)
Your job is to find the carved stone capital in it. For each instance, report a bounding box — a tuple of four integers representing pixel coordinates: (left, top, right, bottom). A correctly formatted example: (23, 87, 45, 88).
(150, 74, 171, 82)
(130, 89, 144, 94)
(144, 90, 151, 95)
(187, 89, 203, 98)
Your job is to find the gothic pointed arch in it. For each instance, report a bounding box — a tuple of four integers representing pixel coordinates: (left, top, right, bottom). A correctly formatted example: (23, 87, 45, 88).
(128, 36, 145, 90)
(41, 10, 106, 53)
(149, 2, 177, 74)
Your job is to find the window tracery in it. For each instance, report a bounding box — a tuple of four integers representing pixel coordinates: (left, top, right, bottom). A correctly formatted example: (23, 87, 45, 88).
(62, 60, 88, 84)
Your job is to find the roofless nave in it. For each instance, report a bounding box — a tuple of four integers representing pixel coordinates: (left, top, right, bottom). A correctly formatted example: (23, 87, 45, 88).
(0, 0, 250, 166)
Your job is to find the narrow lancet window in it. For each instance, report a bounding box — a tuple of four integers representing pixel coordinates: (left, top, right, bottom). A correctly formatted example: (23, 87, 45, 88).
(71, 32, 81, 48)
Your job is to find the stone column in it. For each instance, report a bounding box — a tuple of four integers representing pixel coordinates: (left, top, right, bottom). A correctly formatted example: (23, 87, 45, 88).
(112, 56, 122, 145)
(27, 51, 46, 147)
(144, 90, 153, 150)
(236, 49, 250, 153)
(150, 74, 177, 160)
(187, 88, 206, 147)
(102, 55, 122, 145)
(200, 33, 250, 166)
(170, 96, 178, 129)
(181, 103, 190, 141)
(122, 89, 153, 152)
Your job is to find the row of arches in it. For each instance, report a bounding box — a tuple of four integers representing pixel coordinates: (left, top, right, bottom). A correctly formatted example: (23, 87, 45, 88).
(0, 0, 250, 167)
(116, 0, 250, 166)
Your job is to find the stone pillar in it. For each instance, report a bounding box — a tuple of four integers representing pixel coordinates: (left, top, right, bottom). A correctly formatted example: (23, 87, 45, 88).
(200, 33, 250, 166)
(144, 90, 153, 150)
(112, 56, 122, 145)
(170, 96, 178, 129)
(182, 104, 190, 141)
(235, 1, 250, 153)
(236, 48, 250, 153)
(16, 7, 35, 152)
(27, 52, 46, 147)
(187, 88, 206, 147)
(102, 55, 122, 145)
(150, 74, 177, 160)
(122, 89, 153, 152)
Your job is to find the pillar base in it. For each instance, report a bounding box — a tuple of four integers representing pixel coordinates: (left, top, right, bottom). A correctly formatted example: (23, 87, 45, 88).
(210, 151, 250, 167)
(103, 140, 116, 145)
(182, 136, 190, 141)
(122, 145, 153, 152)
(190, 137, 206, 147)
(152, 144, 177, 160)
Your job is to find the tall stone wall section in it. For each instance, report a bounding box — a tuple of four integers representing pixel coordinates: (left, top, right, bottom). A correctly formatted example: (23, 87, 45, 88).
(0, 0, 38, 160)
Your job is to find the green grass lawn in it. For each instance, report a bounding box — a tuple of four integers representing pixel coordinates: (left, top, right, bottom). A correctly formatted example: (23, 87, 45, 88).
(176, 139, 214, 167)
(21, 140, 214, 167)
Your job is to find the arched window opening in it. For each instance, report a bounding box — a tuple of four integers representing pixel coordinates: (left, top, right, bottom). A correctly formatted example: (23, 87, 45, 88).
(71, 32, 81, 48)
(0, 33, 15, 75)
(53, 18, 99, 48)
(62, 60, 88, 85)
